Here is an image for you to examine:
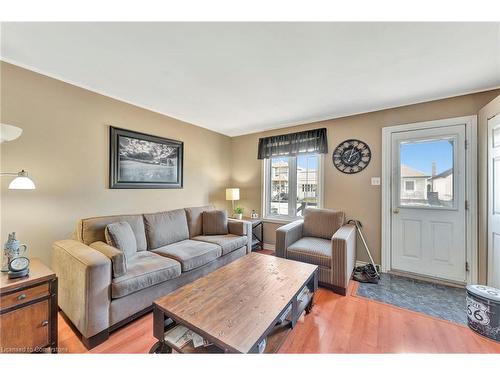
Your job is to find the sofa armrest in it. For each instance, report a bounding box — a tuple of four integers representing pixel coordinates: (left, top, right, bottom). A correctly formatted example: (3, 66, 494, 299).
(227, 219, 253, 253)
(52, 239, 112, 339)
(331, 224, 356, 294)
(275, 220, 304, 258)
(90, 241, 127, 278)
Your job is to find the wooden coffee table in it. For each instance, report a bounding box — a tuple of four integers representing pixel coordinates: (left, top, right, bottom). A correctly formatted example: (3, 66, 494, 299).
(150, 252, 318, 354)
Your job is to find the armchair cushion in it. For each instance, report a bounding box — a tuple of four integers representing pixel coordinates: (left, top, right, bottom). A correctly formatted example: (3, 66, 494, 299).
(286, 237, 332, 268)
(202, 210, 228, 235)
(303, 208, 345, 240)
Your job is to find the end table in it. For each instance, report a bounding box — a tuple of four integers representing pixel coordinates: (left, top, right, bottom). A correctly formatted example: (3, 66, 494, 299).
(0, 258, 58, 353)
(244, 217, 263, 251)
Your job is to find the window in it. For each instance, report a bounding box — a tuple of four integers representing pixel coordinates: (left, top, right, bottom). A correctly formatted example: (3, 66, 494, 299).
(399, 136, 455, 208)
(405, 180, 415, 191)
(264, 154, 322, 219)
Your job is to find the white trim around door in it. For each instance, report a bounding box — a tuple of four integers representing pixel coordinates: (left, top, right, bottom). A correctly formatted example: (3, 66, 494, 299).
(487, 113, 500, 288)
(381, 116, 478, 284)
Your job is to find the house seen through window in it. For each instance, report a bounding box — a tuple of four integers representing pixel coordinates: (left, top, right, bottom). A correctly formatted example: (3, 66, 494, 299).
(399, 137, 454, 208)
(266, 154, 321, 218)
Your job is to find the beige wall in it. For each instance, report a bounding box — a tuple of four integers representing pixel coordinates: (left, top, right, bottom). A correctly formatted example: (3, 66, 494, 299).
(478, 94, 500, 284)
(2, 60, 499, 278)
(231, 90, 500, 267)
(1, 62, 232, 265)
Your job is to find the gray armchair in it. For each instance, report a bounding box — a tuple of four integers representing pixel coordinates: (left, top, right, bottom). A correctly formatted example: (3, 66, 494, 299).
(276, 208, 356, 295)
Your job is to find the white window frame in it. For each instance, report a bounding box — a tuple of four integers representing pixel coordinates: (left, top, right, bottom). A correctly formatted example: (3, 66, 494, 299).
(262, 153, 324, 222)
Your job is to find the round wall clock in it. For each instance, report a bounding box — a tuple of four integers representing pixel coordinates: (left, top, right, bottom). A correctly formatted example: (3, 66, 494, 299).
(332, 139, 371, 174)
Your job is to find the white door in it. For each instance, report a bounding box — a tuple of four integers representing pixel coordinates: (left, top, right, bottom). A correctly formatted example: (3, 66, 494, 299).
(488, 114, 500, 288)
(391, 124, 467, 282)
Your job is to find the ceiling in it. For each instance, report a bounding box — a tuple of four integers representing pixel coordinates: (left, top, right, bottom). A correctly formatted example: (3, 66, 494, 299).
(1, 22, 499, 136)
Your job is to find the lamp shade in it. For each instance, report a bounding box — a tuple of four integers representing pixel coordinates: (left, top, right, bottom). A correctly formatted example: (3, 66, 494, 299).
(226, 188, 240, 201)
(0, 123, 23, 143)
(8, 170, 36, 190)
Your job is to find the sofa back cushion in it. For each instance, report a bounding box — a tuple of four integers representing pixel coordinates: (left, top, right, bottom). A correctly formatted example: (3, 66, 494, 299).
(202, 210, 229, 235)
(184, 205, 215, 238)
(302, 208, 345, 240)
(76, 214, 147, 251)
(143, 209, 189, 249)
(105, 221, 138, 259)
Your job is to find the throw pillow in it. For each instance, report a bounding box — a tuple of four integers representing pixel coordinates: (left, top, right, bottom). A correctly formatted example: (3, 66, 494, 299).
(202, 210, 229, 235)
(105, 221, 138, 260)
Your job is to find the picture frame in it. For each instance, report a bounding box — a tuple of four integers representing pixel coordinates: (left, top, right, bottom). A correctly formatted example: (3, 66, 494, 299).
(109, 126, 184, 189)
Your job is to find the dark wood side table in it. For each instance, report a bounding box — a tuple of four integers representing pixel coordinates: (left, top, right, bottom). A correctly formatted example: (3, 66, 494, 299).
(0, 258, 58, 353)
(244, 217, 263, 251)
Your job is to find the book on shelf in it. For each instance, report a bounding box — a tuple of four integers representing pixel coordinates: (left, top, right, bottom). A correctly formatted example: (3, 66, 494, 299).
(164, 325, 212, 349)
(164, 325, 191, 348)
(298, 285, 312, 303)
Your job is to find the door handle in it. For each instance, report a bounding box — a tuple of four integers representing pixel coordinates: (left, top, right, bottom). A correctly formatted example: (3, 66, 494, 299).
(393, 208, 400, 214)
(41, 320, 49, 327)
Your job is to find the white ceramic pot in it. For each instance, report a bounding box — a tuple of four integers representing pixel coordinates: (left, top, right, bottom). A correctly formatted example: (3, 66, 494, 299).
(234, 213, 243, 220)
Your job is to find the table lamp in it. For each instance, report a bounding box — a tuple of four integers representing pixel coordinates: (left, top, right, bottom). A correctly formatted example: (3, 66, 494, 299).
(226, 188, 240, 214)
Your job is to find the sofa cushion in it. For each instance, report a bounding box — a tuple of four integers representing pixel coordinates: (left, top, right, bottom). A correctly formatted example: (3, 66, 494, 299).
(193, 234, 247, 255)
(152, 239, 222, 272)
(104, 222, 138, 260)
(185, 205, 215, 238)
(111, 252, 181, 299)
(302, 208, 345, 240)
(77, 214, 147, 251)
(143, 209, 189, 249)
(202, 210, 228, 235)
(286, 237, 332, 268)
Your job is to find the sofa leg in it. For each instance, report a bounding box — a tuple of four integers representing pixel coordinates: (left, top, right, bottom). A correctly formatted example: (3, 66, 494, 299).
(82, 330, 109, 350)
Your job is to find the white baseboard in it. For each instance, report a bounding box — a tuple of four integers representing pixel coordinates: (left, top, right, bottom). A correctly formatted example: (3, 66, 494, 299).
(263, 243, 275, 251)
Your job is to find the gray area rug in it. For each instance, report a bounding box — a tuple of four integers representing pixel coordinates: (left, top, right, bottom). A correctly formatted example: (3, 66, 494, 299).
(356, 273, 466, 325)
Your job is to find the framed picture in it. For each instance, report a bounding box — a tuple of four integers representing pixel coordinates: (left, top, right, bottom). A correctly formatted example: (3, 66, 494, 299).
(109, 126, 183, 189)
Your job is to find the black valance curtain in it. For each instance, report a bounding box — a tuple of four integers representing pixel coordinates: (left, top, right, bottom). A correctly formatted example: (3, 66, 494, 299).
(257, 128, 328, 159)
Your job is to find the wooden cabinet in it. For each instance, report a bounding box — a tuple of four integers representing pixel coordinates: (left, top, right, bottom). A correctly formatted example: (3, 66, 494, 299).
(0, 259, 57, 353)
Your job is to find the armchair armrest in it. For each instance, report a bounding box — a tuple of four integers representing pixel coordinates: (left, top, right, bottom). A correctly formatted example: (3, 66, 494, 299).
(52, 239, 112, 339)
(227, 218, 253, 253)
(276, 220, 304, 258)
(331, 224, 356, 294)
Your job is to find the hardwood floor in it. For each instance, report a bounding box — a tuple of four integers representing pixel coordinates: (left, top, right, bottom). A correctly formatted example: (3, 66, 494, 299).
(57, 251, 500, 354)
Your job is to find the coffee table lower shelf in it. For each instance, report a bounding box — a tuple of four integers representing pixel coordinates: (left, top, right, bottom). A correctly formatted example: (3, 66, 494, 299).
(150, 311, 303, 354)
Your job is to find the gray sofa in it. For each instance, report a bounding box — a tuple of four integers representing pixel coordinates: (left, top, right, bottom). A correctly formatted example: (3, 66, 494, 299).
(52, 205, 252, 349)
(275, 208, 356, 295)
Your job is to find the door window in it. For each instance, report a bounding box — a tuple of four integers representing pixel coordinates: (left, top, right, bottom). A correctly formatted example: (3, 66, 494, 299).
(398, 137, 456, 209)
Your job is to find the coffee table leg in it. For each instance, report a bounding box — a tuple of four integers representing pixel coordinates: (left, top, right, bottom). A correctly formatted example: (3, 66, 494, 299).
(291, 297, 298, 328)
(149, 341, 173, 354)
(151, 304, 174, 354)
(305, 269, 318, 314)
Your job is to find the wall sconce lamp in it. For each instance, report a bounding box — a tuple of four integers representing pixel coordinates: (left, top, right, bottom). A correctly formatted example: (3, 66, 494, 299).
(0, 123, 23, 143)
(1, 123, 36, 190)
(1, 170, 36, 190)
